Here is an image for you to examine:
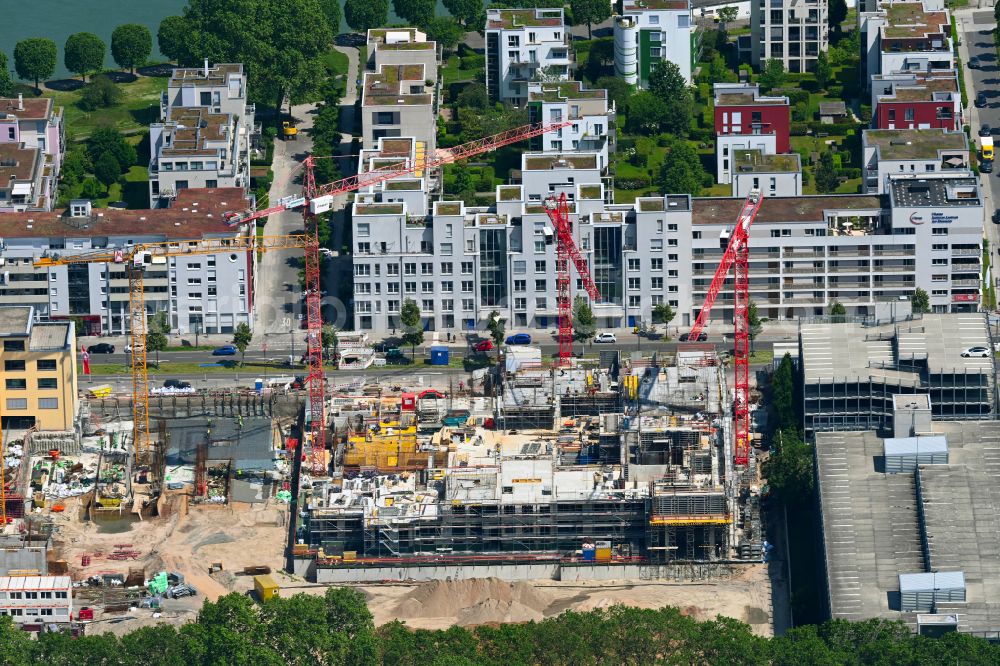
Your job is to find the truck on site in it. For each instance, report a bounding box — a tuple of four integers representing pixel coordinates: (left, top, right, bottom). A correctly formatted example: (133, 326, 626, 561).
(982, 135, 993, 161)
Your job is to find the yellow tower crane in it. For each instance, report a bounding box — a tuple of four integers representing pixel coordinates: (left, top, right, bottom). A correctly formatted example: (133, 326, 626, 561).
(34, 233, 309, 475)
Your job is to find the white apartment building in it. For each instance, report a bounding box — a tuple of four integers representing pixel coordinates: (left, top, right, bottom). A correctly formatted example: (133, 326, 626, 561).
(0, 189, 256, 335)
(366, 28, 438, 82)
(149, 63, 256, 208)
(860, 2, 953, 91)
(614, 0, 695, 87)
(527, 81, 614, 172)
(732, 152, 803, 197)
(751, 0, 829, 73)
(0, 96, 65, 213)
(350, 170, 982, 333)
(485, 8, 572, 105)
(0, 576, 72, 625)
(862, 129, 969, 194)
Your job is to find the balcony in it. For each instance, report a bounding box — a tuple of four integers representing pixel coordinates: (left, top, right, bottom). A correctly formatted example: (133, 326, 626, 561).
(828, 264, 870, 273)
(783, 250, 825, 259)
(829, 248, 871, 257)
(951, 279, 979, 287)
(873, 248, 915, 256)
(781, 266, 822, 274)
(951, 247, 980, 257)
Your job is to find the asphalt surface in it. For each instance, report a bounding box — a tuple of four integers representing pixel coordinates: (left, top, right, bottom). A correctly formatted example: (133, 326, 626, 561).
(963, 15, 1000, 263)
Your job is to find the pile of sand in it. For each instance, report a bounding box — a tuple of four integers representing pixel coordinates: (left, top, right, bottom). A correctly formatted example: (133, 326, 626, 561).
(393, 578, 553, 625)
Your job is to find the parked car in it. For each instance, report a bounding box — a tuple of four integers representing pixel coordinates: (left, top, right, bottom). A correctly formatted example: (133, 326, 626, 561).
(473, 339, 495, 352)
(969, 57, 980, 69)
(993, 209, 1000, 225)
(983, 159, 994, 174)
(505, 333, 532, 345)
(163, 379, 192, 390)
(961, 346, 991, 358)
(594, 332, 617, 343)
(372, 341, 395, 353)
(212, 345, 237, 356)
(384, 348, 410, 364)
(977, 93, 988, 108)
(679, 332, 709, 342)
(980, 124, 993, 137)
(87, 343, 115, 354)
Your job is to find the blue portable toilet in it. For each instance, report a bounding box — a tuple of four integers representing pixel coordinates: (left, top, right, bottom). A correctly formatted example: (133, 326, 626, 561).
(254, 377, 264, 394)
(430, 346, 449, 366)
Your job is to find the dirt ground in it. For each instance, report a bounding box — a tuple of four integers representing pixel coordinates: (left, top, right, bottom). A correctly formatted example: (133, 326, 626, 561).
(51, 492, 287, 601)
(279, 565, 775, 637)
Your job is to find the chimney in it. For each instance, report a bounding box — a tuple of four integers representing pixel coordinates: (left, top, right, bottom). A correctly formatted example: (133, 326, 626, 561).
(17, 94, 23, 111)
(204, 59, 209, 77)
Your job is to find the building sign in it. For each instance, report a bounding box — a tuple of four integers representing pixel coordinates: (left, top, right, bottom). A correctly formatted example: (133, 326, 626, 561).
(931, 212, 957, 224)
(952, 294, 978, 302)
(909, 212, 924, 225)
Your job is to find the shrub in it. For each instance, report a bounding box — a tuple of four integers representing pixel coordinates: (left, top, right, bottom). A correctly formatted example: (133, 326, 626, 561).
(79, 74, 124, 111)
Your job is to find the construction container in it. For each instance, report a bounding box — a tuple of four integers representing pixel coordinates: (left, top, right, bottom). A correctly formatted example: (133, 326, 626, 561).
(343, 551, 357, 561)
(429, 346, 449, 365)
(76, 607, 94, 621)
(595, 540, 612, 562)
(243, 565, 272, 576)
(582, 544, 596, 562)
(254, 574, 279, 602)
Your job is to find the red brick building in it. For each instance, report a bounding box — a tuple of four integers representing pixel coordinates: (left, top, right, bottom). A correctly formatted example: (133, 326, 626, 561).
(871, 71, 961, 131)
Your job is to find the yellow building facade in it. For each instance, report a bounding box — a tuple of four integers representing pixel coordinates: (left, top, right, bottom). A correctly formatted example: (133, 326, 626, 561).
(0, 307, 77, 431)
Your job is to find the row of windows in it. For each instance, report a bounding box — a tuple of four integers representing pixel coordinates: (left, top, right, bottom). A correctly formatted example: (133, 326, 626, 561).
(5, 378, 58, 390)
(0, 608, 69, 617)
(6, 397, 58, 410)
(2, 590, 68, 600)
(3, 360, 57, 372)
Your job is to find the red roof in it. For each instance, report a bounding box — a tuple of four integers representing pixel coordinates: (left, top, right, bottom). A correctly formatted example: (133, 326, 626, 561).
(0, 188, 252, 238)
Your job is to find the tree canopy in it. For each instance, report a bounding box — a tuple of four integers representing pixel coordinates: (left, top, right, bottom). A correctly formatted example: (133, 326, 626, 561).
(14, 38, 57, 90)
(64, 32, 106, 81)
(912, 288, 930, 314)
(111, 24, 152, 74)
(318, 0, 343, 34)
(392, 0, 435, 27)
(444, 0, 484, 28)
(157, 16, 190, 64)
(571, 0, 612, 39)
(400, 298, 424, 356)
(572, 296, 597, 344)
(232, 322, 253, 366)
(424, 17, 465, 51)
(487, 310, 506, 350)
(345, 0, 389, 33)
(0, 54, 12, 98)
(648, 60, 694, 136)
(657, 138, 707, 196)
(2, 593, 999, 665)
(758, 58, 786, 91)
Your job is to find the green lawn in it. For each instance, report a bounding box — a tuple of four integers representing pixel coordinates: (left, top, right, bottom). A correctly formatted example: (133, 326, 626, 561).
(442, 55, 475, 86)
(24, 74, 168, 141)
(749, 350, 774, 365)
(61, 165, 149, 208)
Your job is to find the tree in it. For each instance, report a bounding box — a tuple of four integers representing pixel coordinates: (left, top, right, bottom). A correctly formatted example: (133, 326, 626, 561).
(762, 429, 814, 505)
(486, 310, 506, 352)
(748, 300, 763, 352)
(572, 296, 597, 347)
(582, 39, 613, 82)
(758, 58, 785, 91)
(65, 32, 106, 81)
(829, 301, 847, 321)
(146, 312, 169, 367)
(176, 0, 333, 120)
(94, 152, 121, 192)
(0, 54, 12, 98)
(571, 0, 612, 40)
(232, 322, 253, 366)
(424, 18, 464, 52)
(14, 38, 57, 90)
(657, 138, 707, 196)
(88, 128, 136, 171)
(814, 151, 839, 193)
(321, 324, 339, 359)
(830, 0, 848, 32)
(345, 0, 388, 33)
(158, 16, 191, 65)
(399, 299, 424, 358)
(111, 24, 152, 74)
(319, 0, 342, 34)
(80, 177, 101, 200)
(717, 6, 739, 26)
(456, 82, 489, 109)
(393, 0, 435, 27)
(912, 287, 930, 314)
(648, 60, 694, 136)
(814, 50, 832, 90)
(595, 76, 630, 111)
(652, 303, 675, 327)
(770, 353, 797, 432)
(444, 0, 484, 28)
(625, 92, 669, 133)
(79, 74, 125, 111)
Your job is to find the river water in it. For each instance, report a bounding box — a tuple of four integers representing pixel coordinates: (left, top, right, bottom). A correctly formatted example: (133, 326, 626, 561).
(0, 0, 459, 80)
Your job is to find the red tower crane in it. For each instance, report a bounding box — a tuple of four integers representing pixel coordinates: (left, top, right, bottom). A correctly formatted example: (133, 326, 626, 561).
(686, 190, 764, 466)
(543, 193, 600, 365)
(229, 121, 574, 474)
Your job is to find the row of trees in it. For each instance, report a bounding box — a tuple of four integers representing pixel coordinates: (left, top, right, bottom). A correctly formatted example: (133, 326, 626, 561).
(12, 26, 153, 88)
(2, 589, 998, 665)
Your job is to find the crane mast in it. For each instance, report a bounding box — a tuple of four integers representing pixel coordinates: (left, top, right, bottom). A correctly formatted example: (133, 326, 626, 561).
(543, 193, 599, 365)
(686, 190, 764, 466)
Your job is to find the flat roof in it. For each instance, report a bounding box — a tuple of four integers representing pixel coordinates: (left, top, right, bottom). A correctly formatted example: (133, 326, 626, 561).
(800, 314, 992, 384)
(528, 81, 606, 103)
(692, 195, 883, 226)
(169, 63, 243, 87)
(0, 575, 72, 590)
(817, 420, 1000, 632)
(733, 150, 801, 173)
(622, 0, 689, 11)
(30, 322, 71, 350)
(0, 306, 33, 336)
(715, 92, 789, 107)
(0, 188, 250, 239)
(159, 107, 233, 157)
(362, 64, 432, 106)
(0, 97, 54, 122)
(889, 176, 980, 208)
(864, 129, 967, 160)
(522, 154, 598, 170)
(486, 8, 564, 29)
(0, 143, 40, 187)
(367, 28, 434, 49)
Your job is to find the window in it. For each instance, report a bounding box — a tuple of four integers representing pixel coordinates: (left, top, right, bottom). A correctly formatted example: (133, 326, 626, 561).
(905, 108, 914, 121)
(535, 240, 546, 253)
(651, 239, 663, 250)
(932, 228, 949, 236)
(535, 260, 546, 273)
(932, 244, 948, 251)
(388, 300, 400, 312)
(514, 279, 526, 292)
(37, 359, 57, 371)
(507, 35, 519, 47)
(24, 592, 37, 600)
(536, 297, 548, 309)
(932, 259, 948, 265)
(404, 263, 416, 276)
(651, 277, 663, 289)
(387, 283, 400, 294)
(5, 398, 26, 410)
(356, 284, 371, 295)
(357, 223, 370, 237)
(3, 340, 24, 352)
(4, 360, 25, 372)
(628, 277, 641, 290)
(440, 243, 453, 255)
(932, 289, 948, 296)
(668, 285, 678, 293)
(651, 258, 663, 270)
(441, 281, 453, 293)
(5, 379, 26, 390)
(668, 269, 678, 277)
(629, 295, 641, 307)
(421, 263, 434, 275)
(461, 262, 473, 275)
(535, 279, 547, 291)
(421, 281, 434, 292)
(357, 242, 370, 254)
(441, 262, 453, 275)
(513, 261, 526, 274)
(668, 254, 678, 262)
(56, 591, 67, 599)
(515, 297, 527, 310)
(932, 274, 948, 281)
(462, 280, 474, 292)
(404, 281, 417, 294)
(37, 378, 58, 390)
(628, 258, 640, 271)
(422, 299, 434, 312)
(387, 264, 399, 276)
(462, 298, 475, 311)
(40, 592, 52, 599)
(355, 265, 371, 277)
(668, 239, 678, 247)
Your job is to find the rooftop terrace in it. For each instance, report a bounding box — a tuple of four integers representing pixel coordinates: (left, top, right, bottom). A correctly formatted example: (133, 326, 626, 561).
(523, 154, 598, 170)
(0, 97, 54, 122)
(169, 63, 243, 88)
(159, 107, 232, 157)
(692, 195, 882, 226)
(733, 150, 801, 173)
(486, 8, 564, 29)
(889, 176, 980, 208)
(622, 0, 690, 11)
(363, 64, 432, 106)
(865, 129, 967, 160)
(0, 143, 40, 185)
(528, 81, 607, 103)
